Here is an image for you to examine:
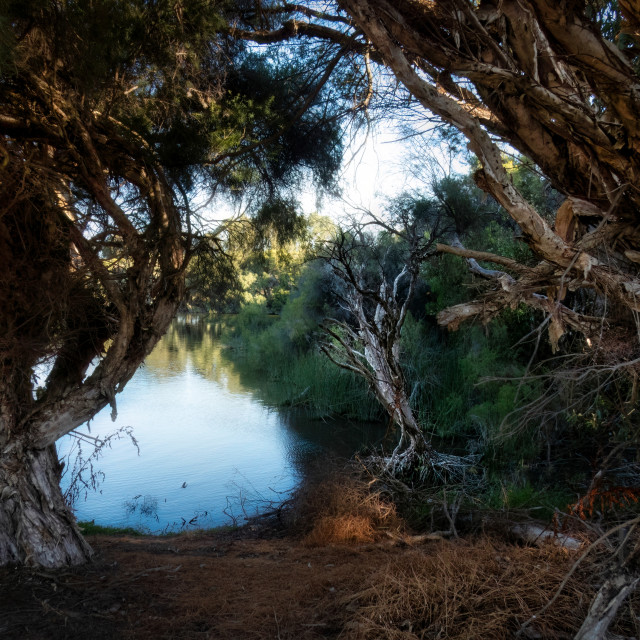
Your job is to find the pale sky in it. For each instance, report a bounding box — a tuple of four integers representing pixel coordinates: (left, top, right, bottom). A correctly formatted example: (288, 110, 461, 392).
(300, 125, 470, 224)
(195, 124, 470, 229)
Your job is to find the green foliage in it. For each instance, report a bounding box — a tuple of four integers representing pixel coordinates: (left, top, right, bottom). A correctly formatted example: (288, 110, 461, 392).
(218, 258, 382, 421)
(422, 216, 536, 313)
(212, 173, 627, 485)
(400, 305, 545, 467)
(227, 232, 307, 315)
(213, 178, 549, 463)
(228, 303, 277, 335)
(187, 238, 238, 313)
(207, 51, 344, 194)
(3, 0, 344, 200)
(401, 319, 497, 437)
(482, 481, 574, 520)
(223, 318, 381, 421)
(252, 197, 307, 247)
(468, 220, 534, 264)
(5, 0, 227, 99)
(189, 208, 337, 314)
(248, 349, 382, 421)
(431, 174, 501, 235)
(422, 254, 470, 312)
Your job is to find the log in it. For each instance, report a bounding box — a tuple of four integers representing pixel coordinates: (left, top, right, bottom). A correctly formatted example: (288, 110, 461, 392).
(511, 523, 582, 551)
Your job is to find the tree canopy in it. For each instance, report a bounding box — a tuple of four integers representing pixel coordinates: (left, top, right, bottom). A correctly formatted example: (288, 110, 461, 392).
(0, 0, 346, 567)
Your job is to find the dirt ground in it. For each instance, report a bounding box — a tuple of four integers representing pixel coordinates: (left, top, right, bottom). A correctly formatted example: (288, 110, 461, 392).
(3, 521, 637, 640)
(4, 525, 388, 640)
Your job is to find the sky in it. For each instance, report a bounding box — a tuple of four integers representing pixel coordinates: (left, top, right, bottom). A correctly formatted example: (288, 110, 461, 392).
(299, 125, 471, 223)
(195, 123, 471, 230)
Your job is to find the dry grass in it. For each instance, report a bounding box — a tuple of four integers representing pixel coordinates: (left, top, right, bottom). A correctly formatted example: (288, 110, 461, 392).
(304, 514, 376, 545)
(284, 461, 403, 545)
(3, 464, 639, 639)
(341, 538, 589, 640)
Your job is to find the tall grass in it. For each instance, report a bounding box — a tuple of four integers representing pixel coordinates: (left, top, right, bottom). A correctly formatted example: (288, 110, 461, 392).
(220, 305, 382, 421)
(221, 300, 541, 454)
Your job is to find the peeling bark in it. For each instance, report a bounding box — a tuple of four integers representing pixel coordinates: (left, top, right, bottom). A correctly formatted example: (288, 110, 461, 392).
(324, 308, 432, 468)
(321, 228, 437, 469)
(356, 283, 432, 462)
(0, 445, 92, 567)
(0, 36, 188, 567)
(224, 0, 640, 345)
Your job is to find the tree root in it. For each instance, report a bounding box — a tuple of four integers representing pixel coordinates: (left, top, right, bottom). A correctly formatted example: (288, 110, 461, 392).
(364, 446, 481, 487)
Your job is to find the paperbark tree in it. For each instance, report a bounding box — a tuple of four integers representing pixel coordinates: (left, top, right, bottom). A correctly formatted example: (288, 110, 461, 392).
(0, 76, 188, 567)
(330, 4, 640, 635)
(320, 197, 471, 474)
(338, 0, 640, 348)
(0, 1, 345, 567)
(238, 6, 640, 634)
(244, 0, 640, 356)
(321, 224, 435, 469)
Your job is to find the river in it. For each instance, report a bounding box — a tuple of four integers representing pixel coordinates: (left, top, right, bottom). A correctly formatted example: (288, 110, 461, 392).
(57, 315, 386, 532)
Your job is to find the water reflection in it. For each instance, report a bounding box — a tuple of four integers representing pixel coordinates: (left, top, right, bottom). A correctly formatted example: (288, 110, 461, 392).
(58, 315, 386, 532)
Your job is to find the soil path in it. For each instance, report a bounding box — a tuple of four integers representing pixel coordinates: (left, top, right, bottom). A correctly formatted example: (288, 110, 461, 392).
(1, 527, 634, 639)
(0, 528, 408, 639)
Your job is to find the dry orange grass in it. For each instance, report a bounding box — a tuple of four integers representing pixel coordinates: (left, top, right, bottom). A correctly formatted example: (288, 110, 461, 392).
(5, 463, 639, 639)
(304, 514, 376, 544)
(286, 462, 403, 545)
(5, 526, 639, 639)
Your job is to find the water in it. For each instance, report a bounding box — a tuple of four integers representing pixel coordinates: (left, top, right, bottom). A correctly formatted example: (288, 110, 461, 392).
(58, 315, 386, 532)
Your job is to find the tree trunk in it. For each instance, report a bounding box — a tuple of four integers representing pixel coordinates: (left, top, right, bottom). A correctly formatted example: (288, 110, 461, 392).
(0, 444, 92, 567)
(373, 376, 429, 458)
(361, 313, 431, 462)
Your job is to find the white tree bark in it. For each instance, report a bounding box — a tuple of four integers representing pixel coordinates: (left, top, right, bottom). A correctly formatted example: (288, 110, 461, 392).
(322, 241, 433, 469)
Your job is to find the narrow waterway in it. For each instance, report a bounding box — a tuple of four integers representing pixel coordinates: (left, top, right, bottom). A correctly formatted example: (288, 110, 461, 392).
(57, 315, 386, 532)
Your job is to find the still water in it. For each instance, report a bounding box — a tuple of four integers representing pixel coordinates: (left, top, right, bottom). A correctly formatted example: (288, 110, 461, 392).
(57, 315, 386, 532)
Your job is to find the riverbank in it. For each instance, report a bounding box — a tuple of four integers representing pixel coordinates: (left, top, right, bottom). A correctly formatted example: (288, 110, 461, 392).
(4, 463, 639, 638)
(2, 519, 638, 639)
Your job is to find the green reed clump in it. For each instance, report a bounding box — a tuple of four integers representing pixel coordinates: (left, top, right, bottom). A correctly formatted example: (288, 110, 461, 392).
(219, 303, 382, 421)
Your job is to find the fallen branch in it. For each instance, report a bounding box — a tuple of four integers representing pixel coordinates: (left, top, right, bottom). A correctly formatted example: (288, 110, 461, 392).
(511, 523, 582, 551)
